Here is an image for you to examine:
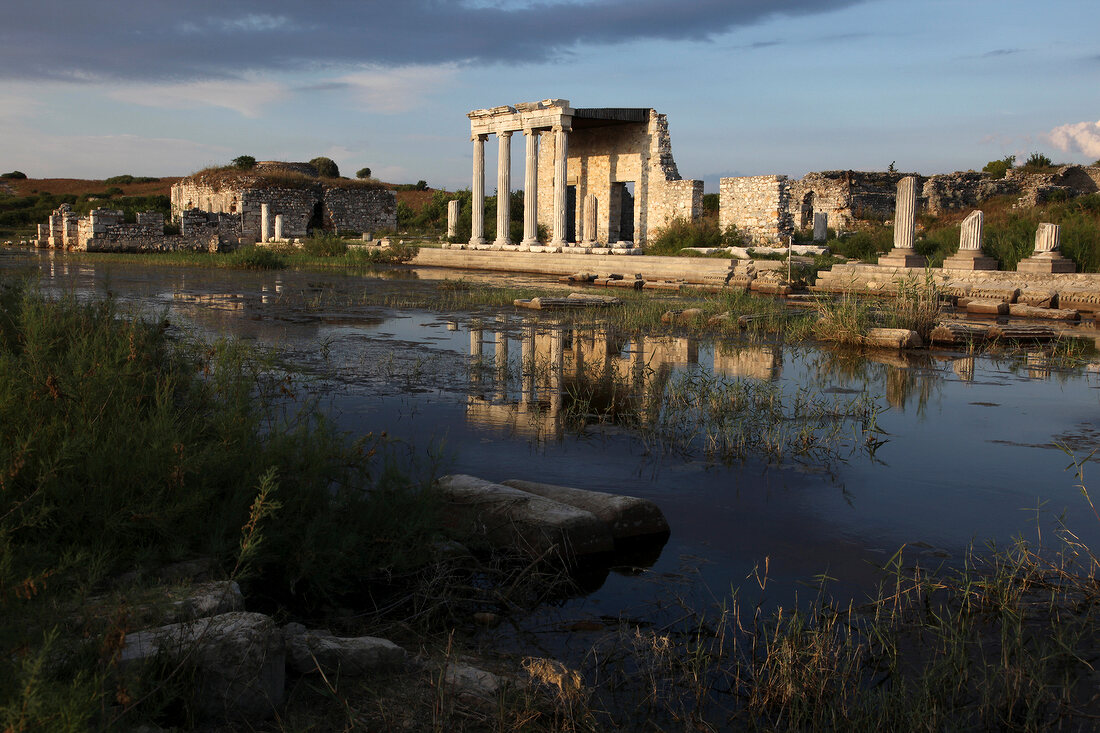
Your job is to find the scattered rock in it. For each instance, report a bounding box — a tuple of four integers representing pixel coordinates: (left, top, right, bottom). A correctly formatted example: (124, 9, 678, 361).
(286, 632, 409, 677)
(862, 328, 923, 349)
(444, 662, 504, 700)
(500, 479, 669, 542)
(120, 612, 285, 721)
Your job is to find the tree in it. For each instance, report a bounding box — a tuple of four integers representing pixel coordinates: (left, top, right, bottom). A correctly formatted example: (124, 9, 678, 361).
(982, 155, 1015, 179)
(310, 157, 340, 178)
(1023, 152, 1054, 169)
(356, 167, 372, 179)
(1, 170, 27, 179)
(232, 155, 256, 170)
(415, 180, 428, 191)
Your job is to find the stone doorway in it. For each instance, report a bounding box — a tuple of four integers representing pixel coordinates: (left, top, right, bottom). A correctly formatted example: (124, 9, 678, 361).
(609, 182, 636, 243)
(800, 191, 814, 230)
(566, 185, 577, 243)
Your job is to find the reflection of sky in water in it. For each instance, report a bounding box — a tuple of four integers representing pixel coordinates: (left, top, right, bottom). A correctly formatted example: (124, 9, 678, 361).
(7, 249, 1100, 619)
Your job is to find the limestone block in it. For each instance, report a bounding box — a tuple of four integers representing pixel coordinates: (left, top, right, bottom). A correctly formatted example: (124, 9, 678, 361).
(966, 299, 1009, 315)
(435, 474, 614, 558)
(120, 612, 284, 721)
(1017, 289, 1056, 308)
(1057, 288, 1100, 312)
(1007, 304, 1080, 321)
(447, 199, 459, 238)
(500, 479, 669, 541)
(286, 631, 409, 677)
(863, 328, 923, 349)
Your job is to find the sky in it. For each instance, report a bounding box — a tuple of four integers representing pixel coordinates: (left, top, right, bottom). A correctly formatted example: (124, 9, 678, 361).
(0, 0, 1097, 192)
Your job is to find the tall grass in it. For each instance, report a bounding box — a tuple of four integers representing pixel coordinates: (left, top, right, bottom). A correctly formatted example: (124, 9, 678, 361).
(0, 277, 441, 728)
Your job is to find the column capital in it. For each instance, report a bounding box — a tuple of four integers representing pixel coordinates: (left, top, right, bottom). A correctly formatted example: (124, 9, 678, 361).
(498, 130, 513, 139)
(471, 132, 489, 142)
(522, 127, 539, 136)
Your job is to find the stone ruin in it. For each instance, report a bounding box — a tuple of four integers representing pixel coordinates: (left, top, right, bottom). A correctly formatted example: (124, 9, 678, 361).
(171, 162, 397, 242)
(35, 202, 239, 253)
(451, 99, 703, 253)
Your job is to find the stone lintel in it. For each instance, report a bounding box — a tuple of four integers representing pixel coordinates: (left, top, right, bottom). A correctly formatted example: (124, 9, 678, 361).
(469, 100, 574, 137)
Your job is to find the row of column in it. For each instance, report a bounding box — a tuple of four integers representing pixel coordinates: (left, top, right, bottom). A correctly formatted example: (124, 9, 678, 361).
(470, 126, 569, 247)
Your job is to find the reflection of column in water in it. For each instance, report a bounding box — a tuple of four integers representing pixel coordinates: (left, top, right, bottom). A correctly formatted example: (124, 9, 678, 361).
(1027, 351, 1051, 380)
(521, 321, 536, 408)
(550, 325, 564, 417)
(469, 321, 483, 385)
(631, 335, 647, 390)
(494, 316, 508, 401)
(952, 356, 975, 382)
(262, 285, 270, 305)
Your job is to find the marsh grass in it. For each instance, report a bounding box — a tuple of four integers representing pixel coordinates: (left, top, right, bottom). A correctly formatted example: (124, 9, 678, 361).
(0, 277, 443, 728)
(813, 273, 943, 345)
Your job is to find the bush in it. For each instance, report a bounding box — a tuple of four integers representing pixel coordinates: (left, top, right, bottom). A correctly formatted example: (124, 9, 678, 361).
(302, 234, 348, 257)
(829, 226, 893, 262)
(1, 171, 27, 179)
(1020, 152, 1056, 172)
(231, 155, 256, 170)
(104, 175, 159, 185)
(227, 245, 286, 269)
(415, 180, 428, 191)
(309, 156, 340, 178)
(647, 218, 741, 255)
(356, 167, 372, 179)
(982, 155, 1015, 179)
(702, 193, 719, 215)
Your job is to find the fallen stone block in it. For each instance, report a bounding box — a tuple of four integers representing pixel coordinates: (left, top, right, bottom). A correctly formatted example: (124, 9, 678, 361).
(929, 321, 990, 346)
(436, 475, 614, 559)
(1007, 303, 1080, 321)
(862, 328, 923, 349)
(1017, 289, 1057, 308)
(966, 299, 1009, 315)
(500, 479, 669, 541)
(286, 630, 409, 677)
(661, 308, 703, 324)
(987, 324, 1058, 342)
(120, 612, 284, 721)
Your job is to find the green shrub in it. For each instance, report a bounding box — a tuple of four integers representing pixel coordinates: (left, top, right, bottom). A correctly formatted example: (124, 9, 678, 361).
(104, 175, 159, 185)
(231, 156, 256, 170)
(981, 155, 1015, 179)
(309, 156, 340, 178)
(828, 226, 893, 262)
(356, 167, 372, 179)
(302, 234, 348, 257)
(227, 245, 286, 269)
(702, 193, 719, 215)
(647, 218, 740, 255)
(1, 171, 27, 179)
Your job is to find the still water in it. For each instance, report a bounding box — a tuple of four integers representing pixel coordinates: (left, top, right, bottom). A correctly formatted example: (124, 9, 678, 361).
(6, 249, 1100, 630)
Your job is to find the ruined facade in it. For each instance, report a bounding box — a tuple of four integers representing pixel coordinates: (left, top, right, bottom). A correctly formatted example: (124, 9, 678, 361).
(462, 99, 702, 250)
(170, 163, 396, 241)
(719, 175, 793, 244)
(37, 203, 232, 252)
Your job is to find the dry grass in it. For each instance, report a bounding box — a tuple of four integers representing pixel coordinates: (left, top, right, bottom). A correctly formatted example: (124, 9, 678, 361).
(6, 177, 180, 197)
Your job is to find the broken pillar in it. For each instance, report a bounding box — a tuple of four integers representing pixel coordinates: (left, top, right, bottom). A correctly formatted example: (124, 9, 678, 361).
(447, 199, 459, 238)
(582, 195, 598, 245)
(260, 204, 270, 243)
(273, 214, 284, 242)
(943, 210, 997, 270)
(813, 212, 827, 243)
(1017, 223, 1075, 273)
(878, 176, 927, 268)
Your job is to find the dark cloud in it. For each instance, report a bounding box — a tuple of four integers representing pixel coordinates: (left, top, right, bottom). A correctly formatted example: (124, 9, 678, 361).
(982, 48, 1021, 57)
(0, 0, 862, 81)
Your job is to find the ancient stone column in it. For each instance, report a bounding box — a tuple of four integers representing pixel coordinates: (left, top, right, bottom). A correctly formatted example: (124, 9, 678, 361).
(495, 316, 509, 373)
(470, 134, 488, 246)
(878, 176, 926, 267)
(943, 210, 997, 270)
(274, 214, 284, 242)
(521, 129, 539, 246)
(893, 176, 916, 250)
(260, 204, 270, 243)
(1017, 222, 1074, 273)
(1034, 222, 1060, 252)
(494, 131, 512, 246)
(582, 195, 598, 244)
(959, 210, 983, 250)
(470, 322, 483, 359)
(550, 126, 569, 247)
(447, 199, 459, 238)
(812, 212, 827, 243)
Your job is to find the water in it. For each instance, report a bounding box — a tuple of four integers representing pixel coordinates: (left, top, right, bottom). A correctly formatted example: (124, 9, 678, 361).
(5, 248, 1100, 631)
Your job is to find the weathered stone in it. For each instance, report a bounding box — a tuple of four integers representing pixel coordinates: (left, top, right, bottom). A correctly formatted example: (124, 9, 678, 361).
(120, 612, 284, 721)
(582, 195, 598, 244)
(966, 299, 1009, 315)
(1017, 289, 1056, 308)
(813, 212, 828, 242)
(446, 199, 459, 238)
(862, 328, 923, 349)
(720, 175, 792, 245)
(878, 177, 927, 268)
(444, 662, 504, 700)
(435, 474, 614, 558)
(273, 214, 284, 242)
(500, 479, 669, 541)
(1018, 223, 1075, 273)
(1007, 303, 1080, 321)
(494, 131, 513, 246)
(260, 203, 270, 243)
(286, 632, 408, 677)
(470, 134, 488, 246)
(944, 210, 998, 270)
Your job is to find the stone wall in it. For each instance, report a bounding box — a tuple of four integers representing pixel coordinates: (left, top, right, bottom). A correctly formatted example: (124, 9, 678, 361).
(172, 176, 396, 240)
(784, 171, 922, 229)
(1007, 165, 1100, 207)
(322, 186, 397, 233)
(719, 175, 793, 244)
(536, 109, 701, 246)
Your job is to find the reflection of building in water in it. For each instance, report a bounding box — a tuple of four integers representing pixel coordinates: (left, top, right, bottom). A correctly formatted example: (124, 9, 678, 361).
(465, 321, 786, 438)
(1026, 351, 1051, 380)
(713, 344, 782, 380)
(952, 357, 975, 382)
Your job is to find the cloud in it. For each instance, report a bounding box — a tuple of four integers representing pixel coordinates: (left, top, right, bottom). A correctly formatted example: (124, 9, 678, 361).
(107, 77, 289, 117)
(1049, 120, 1100, 159)
(982, 48, 1021, 57)
(0, 0, 862, 82)
(334, 64, 459, 113)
